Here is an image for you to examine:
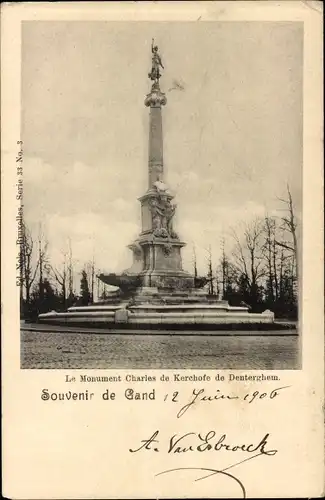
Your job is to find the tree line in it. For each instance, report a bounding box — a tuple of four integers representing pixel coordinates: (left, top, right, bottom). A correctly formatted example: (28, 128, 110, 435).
(19, 186, 298, 321)
(18, 224, 111, 320)
(204, 186, 298, 318)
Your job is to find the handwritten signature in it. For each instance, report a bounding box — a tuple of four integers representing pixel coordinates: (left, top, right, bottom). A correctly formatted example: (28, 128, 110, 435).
(129, 430, 278, 498)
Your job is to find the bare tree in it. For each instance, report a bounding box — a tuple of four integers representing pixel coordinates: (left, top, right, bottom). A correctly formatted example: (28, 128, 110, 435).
(48, 252, 67, 308)
(218, 238, 239, 299)
(262, 216, 294, 303)
(91, 257, 95, 303)
(262, 216, 279, 302)
(19, 221, 39, 304)
(37, 223, 49, 305)
(86, 257, 95, 303)
(192, 245, 198, 280)
(96, 269, 101, 302)
(219, 237, 231, 298)
(263, 216, 274, 301)
(231, 218, 265, 305)
(67, 238, 74, 300)
(207, 246, 215, 296)
(275, 184, 299, 281)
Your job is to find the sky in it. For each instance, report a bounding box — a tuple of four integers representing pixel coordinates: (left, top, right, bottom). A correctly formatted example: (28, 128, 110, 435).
(22, 21, 303, 279)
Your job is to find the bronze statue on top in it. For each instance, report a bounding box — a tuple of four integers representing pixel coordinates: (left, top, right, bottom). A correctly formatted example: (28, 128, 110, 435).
(148, 39, 164, 83)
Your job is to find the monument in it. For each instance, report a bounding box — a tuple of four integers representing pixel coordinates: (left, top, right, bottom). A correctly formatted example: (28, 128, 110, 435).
(102, 39, 194, 294)
(39, 41, 275, 329)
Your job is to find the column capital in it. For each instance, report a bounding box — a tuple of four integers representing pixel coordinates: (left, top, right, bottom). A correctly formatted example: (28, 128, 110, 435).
(145, 82, 167, 107)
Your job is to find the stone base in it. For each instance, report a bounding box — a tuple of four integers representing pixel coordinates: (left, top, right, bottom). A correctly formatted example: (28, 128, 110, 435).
(38, 294, 275, 329)
(125, 231, 193, 292)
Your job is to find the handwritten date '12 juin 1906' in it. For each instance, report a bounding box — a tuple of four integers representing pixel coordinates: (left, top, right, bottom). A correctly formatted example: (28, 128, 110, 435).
(41, 385, 290, 418)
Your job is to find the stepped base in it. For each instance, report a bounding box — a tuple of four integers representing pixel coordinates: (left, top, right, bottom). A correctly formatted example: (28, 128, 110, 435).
(38, 293, 275, 329)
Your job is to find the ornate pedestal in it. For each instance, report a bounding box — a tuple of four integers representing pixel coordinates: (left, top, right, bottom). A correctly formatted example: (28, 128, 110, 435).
(125, 185, 194, 291)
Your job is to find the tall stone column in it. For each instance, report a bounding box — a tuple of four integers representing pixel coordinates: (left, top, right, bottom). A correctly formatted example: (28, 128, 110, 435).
(145, 82, 167, 188)
(140, 81, 167, 235)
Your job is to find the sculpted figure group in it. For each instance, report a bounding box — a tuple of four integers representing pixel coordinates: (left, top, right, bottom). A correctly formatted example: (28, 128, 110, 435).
(149, 185, 177, 239)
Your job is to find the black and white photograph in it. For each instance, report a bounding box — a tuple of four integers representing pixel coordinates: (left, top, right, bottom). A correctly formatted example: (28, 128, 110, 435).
(20, 21, 302, 370)
(2, 3, 324, 500)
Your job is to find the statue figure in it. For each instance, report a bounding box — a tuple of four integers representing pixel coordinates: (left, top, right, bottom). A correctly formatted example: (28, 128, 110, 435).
(165, 199, 176, 235)
(158, 194, 176, 236)
(148, 39, 164, 83)
(149, 194, 177, 238)
(150, 198, 163, 232)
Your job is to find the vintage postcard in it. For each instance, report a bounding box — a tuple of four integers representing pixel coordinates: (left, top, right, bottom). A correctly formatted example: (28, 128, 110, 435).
(1, 1, 324, 498)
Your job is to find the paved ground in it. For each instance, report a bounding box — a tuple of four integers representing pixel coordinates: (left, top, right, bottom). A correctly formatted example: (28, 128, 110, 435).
(21, 326, 300, 370)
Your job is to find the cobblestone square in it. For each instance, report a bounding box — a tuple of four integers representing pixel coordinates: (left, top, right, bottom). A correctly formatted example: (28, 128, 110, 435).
(21, 328, 300, 370)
